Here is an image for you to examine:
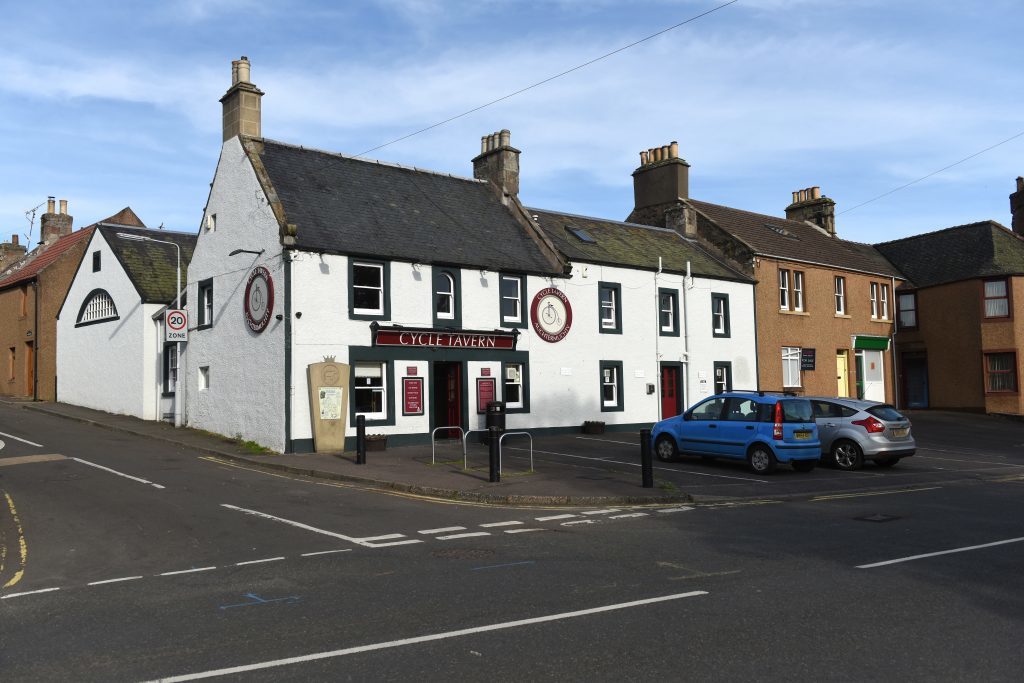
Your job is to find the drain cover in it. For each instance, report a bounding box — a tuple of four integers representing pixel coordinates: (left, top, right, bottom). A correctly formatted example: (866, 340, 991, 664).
(855, 513, 900, 523)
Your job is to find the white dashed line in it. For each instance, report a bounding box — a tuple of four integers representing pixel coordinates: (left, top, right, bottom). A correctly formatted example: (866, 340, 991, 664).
(159, 567, 217, 577)
(657, 507, 694, 513)
(480, 521, 524, 528)
(235, 557, 285, 566)
(437, 532, 492, 540)
(355, 534, 407, 542)
(1, 587, 60, 599)
(0, 431, 43, 447)
(505, 528, 544, 534)
(87, 576, 143, 586)
(362, 539, 424, 548)
(562, 520, 597, 526)
(535, 514, 577, 521)
(72, 457, 165, 489)
(419, 527, 466, 534)
(581, 509, 619, 516)
(610, 513, 649, 519)
(300, 549, 352, 557)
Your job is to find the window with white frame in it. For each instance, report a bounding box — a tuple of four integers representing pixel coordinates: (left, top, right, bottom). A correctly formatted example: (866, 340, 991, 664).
(782, 346, 801, 387)
(793, 271, 805, 311)
(351, 262, 384, 316)
(834, 276, 846, 315)
(659, 289, 678, 335)
(598, 282, 621, 333)
(197, 279, 214, 327)
(353, 362, 387, 420)
(870, 282, 879, 319)
(499, 275, 523, 325)
(984, 279, 1010, 318)
(711, 293, 730, 337)
(199, 366, 210, 390)
(779, 269, 790, 310)
(504, 362, 524, 409)
(985, 352, 1017, 392)
(600, 362, 622, 410)
(435, 271, 455, 320)
(76, 289, 119, 326)
(880, 284, 890, 320)
(205, 213, 216, 232)
(899, 292, 917, 328)
(163, 343, 178, 395)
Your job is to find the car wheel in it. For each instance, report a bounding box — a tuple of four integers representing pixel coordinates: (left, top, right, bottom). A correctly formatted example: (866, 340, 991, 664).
(792, 459, 816, 472)
(875, 457, 900, 468)
(747, 445, 777, 474)
(654, 434, 679, 462)
(831, 440, 864, 471)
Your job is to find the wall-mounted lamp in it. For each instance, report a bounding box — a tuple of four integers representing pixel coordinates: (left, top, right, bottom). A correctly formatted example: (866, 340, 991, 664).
(229, 248, 265, 256)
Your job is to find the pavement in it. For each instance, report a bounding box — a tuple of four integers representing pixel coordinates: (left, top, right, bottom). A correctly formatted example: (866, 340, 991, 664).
(0, 398, 688, 507)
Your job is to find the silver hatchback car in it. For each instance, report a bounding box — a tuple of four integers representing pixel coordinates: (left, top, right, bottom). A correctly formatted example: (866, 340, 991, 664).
(807, 398, 916, 470)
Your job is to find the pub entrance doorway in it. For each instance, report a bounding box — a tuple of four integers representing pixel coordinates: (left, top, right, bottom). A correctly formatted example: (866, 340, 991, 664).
(433, 361, 463, 438)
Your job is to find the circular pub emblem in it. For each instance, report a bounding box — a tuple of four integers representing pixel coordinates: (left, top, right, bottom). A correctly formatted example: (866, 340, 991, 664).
(244, 266, 274, 333)
(530, 287, 572, 343)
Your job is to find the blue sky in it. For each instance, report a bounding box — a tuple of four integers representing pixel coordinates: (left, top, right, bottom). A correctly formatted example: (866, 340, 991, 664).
(2, 0, 1021, 250)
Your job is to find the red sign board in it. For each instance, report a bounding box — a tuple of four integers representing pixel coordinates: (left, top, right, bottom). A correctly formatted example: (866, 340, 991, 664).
(374, 326, 518, 350)
(407, 367, 418, 376)
(403, 377, 424, 416)
(481, 368, 491, 377)
(477, 378, 496, 414)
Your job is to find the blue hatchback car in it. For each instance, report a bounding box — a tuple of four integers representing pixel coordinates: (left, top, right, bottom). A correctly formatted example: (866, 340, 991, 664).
(651, 391, 821, 474)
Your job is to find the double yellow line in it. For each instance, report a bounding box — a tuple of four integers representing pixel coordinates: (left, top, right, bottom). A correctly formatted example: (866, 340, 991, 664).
(1, 491, 27, 588)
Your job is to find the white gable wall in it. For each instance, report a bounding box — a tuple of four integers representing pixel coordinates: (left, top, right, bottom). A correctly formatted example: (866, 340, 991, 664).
(185, 137, 287, 451)
(57, 231, 157, 419)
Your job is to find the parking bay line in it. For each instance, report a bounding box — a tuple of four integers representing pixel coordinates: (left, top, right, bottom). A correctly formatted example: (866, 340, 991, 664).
(71, 457, 165, 490)
(145, 591, 708, 682)
(0, 431, 43, 448)
(221, 504, 422, 549)
(512, 447, 771, 484)
(858, 536, 1024, 569)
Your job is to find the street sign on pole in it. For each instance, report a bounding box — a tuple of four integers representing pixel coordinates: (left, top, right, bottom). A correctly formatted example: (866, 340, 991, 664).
(165, 309, 188, 342)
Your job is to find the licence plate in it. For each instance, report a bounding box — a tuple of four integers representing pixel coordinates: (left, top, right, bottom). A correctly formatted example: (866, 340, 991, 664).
(794, 431, 811, 440)
(892, 428, 909, 437)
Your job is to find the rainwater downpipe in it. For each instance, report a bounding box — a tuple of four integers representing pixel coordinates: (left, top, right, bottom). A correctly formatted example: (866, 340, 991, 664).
(654, 257, 662, 419)
(284, 249, 293, 453)
(890, 275, 900, 409)
(32, 280, 39, 400)
(682, 261, 692, 407)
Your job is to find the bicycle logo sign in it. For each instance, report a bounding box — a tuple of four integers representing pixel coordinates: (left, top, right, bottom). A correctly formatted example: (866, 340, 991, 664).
(530, 287, 572, 343)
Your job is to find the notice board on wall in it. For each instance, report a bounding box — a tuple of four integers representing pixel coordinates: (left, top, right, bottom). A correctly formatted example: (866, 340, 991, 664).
(477, 378, 496, 414)
(801, 348, 816, 371)
(402, 377, 424, 416)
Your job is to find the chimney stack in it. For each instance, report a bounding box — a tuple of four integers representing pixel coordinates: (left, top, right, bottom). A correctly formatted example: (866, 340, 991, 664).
(472, 128, 521, 199)
(0, 233, 28, 273)
(627, 140, 690, 227)
(39, 197, 74, 245)
(1010, 176, 1024, 235)
(220, 56, 264, 142)
(785, 185, 836, 237)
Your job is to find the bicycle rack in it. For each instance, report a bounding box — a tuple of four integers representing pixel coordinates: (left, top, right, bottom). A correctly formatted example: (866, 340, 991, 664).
(498, 431, 534, 473)
(430, 426, 465, 466)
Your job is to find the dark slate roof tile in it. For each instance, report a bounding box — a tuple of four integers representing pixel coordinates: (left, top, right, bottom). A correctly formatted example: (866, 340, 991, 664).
(101, 226, 197, 304)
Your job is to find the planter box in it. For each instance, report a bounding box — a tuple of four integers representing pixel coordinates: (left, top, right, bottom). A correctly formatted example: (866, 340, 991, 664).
(582, 421, 605, 435)
(365, 436, 388, 451)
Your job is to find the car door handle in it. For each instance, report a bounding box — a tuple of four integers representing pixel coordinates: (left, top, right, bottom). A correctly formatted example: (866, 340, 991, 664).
(745, 426, 754, 430)
(708, 424, 717, 429)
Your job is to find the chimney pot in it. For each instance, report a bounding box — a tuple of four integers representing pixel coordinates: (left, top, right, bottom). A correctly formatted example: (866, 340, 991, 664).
(472, 127, 521, 197)
(480, 136, 487, 154)
(811, 186, 821, 200)
(669, 141, 679, 159)
(791, 191, 798, 204)
(499, 129, 510, 148)
(237, 57, 251, 84)
(59, 199, 68, 215)
(47, 197, 56, 214)
(1017, 176, 1024, 192)
(640, 151, 648, 165)
(12, 234, 19, 246)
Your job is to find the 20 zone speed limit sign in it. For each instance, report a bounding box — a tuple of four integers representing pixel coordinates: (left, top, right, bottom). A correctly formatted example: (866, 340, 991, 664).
(165, 309, 188, 342)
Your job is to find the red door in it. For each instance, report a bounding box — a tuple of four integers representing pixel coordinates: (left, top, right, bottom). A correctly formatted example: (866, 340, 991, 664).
(433, 362, 463, 438)
(446, 363, 461, 434)
(661, 366, 680, 418)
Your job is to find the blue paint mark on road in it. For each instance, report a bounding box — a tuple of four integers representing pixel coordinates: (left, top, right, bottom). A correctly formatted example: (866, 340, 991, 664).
(470, 560, 536, 572)
(219, 593, 301, 610)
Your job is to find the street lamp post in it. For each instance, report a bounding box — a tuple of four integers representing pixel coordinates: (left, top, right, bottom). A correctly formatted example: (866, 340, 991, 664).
(117, 233, 183, 428)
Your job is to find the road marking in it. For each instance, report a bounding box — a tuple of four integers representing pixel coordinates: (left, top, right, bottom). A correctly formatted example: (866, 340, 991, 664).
(236, 557, 285, 566)
(811, 487, 941, 502)
(0, 454, 66, 467)
(920, 454, 1024, 467)
(300, 549, 352, 557)
(479, 521, 523, 528)
(145, 591, 708, 682)
(0, 431, 43, 447)
(88, 576, 143, 586)
(575, 436, 637, 446)
(505, 528, 544, 534)
(581, 509, 619, 516)
(610, 513, 649, 519)
(71, 458, 165, 490)
(858, 536, 1024, 569)
(562, 520, 596, 526)
(355, 534, 406, 541)
(471, 560, 536, 571)
(516, 447, 771, 484)
(419, 527, 466, 534)
(1, 587, 60, 599)
(535, 514, 577, 521)
(657, 507, 694, 513)
(437, 532, 491, 540)
(2, 492, 27, 588)
(159, 567, 217, 576)
(221, 504, 423, 549)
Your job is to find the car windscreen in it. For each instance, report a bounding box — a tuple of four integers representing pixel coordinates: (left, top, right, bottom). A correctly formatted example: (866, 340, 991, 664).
(780, 399, 813, 422)
(867, 404, 904, 421)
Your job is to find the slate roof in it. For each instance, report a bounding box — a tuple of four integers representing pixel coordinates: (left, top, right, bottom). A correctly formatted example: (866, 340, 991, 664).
(688, 199, 904, 278)
(0, 227, 95, 290)
(99, 224, 197, 304)
(528, 208, 752, 282)
(874, 221, 1024, 289)
(253, 139, 562, 276)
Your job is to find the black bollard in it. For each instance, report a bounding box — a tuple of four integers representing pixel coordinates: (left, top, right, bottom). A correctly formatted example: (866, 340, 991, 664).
(640, 428, 653, 488)
(356, 414, 366, 465)
(488, 425, 500, 483)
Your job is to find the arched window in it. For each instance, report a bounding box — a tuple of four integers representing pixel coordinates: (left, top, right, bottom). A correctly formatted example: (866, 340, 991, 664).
(435, 272, 455, 320)
(76, 289, 119, 327)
